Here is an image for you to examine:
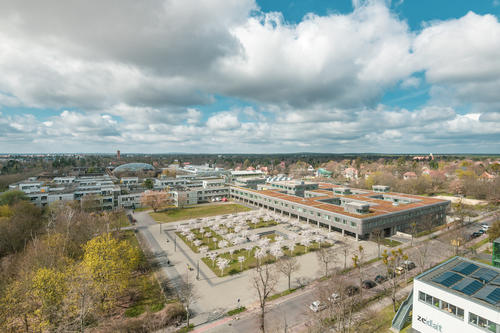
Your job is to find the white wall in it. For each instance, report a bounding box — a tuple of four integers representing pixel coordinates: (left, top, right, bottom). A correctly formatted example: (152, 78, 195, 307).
(413, 279, 500, 333)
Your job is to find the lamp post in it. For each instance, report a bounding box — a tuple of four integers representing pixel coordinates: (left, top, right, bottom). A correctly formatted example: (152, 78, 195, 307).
(174, 234, 177, 252)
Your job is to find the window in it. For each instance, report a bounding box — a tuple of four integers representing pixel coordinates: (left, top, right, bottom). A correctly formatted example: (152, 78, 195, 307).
(419, 291, 464, 321)
(469, 312, 497, 332)
(350, 221, 357, 227)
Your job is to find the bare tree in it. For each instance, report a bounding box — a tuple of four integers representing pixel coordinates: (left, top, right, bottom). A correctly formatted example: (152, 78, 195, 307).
(252, 261, 279, 333)
(410, 222, 417, 246)
(276, 256, 300, 290)
(339, 241, 350, 270)
(177, 273, 198, 329)
(316, 246, 336, 277)
(415, 240, 431, 274)
(370, 230, 383, 258)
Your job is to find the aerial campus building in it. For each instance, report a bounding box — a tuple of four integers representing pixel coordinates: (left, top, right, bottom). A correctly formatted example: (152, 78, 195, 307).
(407, 257, 500, 333)
(230, 181, 450, 240)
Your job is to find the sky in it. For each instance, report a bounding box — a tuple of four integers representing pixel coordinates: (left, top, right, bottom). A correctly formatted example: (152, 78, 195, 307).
(1, 0, 500, 154)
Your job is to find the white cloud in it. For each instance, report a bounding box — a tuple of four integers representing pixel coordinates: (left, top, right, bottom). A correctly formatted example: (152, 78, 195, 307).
(206, 112, 241, 130)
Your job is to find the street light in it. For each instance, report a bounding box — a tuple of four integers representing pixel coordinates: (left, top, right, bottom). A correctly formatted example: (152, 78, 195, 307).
(196, 260, 200, 280)
(174, 234, 177, 252)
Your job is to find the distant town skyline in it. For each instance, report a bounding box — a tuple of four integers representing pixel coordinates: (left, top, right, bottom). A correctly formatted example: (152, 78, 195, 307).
(1, 0, 500, 153)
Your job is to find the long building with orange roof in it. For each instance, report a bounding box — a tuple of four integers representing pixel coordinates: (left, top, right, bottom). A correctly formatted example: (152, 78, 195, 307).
(230, 180, 450, 241)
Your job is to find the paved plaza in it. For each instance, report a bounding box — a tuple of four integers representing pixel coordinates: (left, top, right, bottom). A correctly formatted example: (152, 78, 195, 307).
(132, 206, 386, 325)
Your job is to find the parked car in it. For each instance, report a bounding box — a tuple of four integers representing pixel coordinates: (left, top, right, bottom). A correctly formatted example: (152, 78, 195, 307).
(309, 300, 327, 312)
(328, 293, 340, 303)
(481, 224, 490, 231)
(362, 280, 376, 289)
(374, 275, 387, 284)
(345, 285, 360, 296)
(402, 260, 416, 271)
(471, 232, 482, 239)
(478, 229, 485, 235)
(395, 266, 405, 275)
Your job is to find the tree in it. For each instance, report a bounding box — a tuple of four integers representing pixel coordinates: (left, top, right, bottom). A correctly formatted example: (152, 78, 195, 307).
(488, 215, 500, 241)
(381, 248, 407, 312)
(82, 233, 140, 309)
(370, 230, 384, 258)
(31, 267, 68, 328)
(276, 256, 300, 290)
(177, 273, 198, 329)
(316, 246, 336, 277)
(339, 241, 350, 270)
(143, 179, 154, 189)
(252, 261, 279, 333)
(140, 190, 171, 212)
(352, 245, 364, 297)
(0, 190, 28, 206)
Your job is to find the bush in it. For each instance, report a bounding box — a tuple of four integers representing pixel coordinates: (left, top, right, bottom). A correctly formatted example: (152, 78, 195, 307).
(228, 268, 239, 275)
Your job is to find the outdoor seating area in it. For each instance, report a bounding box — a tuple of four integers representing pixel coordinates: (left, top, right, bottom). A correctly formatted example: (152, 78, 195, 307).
(174, 209, 338, 276)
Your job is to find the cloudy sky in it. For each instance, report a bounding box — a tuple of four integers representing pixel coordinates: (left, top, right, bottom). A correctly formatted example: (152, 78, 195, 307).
(1, 0, 500, 153)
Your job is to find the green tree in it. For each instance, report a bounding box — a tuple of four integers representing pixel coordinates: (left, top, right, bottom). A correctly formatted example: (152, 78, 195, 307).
(82, 233, 140, 309)
(143, 178, 154, 189)
(488, 219, 500, 242)
(0, 190, 28, 206)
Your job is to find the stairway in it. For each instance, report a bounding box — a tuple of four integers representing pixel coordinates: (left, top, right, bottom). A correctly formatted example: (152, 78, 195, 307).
(391, 290, 413, 332)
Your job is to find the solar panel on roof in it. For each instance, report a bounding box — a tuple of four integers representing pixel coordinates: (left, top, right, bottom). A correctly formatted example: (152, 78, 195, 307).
(451, 262, 479, 276)
(451, 277, 484, 296)
(473, 285, 500, 305)
(433, 271, 464, 287)
(490, 276, 500, 286)
(471, 268, 498, 283)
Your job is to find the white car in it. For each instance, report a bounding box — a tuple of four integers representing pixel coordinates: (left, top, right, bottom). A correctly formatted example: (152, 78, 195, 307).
(328, 293, 340, 303)
(481, 224, 490, 231)
(309, 300, 327, 312)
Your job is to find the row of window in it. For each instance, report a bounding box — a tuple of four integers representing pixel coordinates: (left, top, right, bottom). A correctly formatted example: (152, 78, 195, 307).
(419, 291, 498, 332)
(469, 312, 498, 332)
(418, 291, 464, 319)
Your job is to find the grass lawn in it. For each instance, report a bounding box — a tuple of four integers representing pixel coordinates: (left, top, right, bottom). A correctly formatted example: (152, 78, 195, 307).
(120, 231, 166, 317)
(175, 227, 224, 253)
(149, 204, 251, 223)
(248, 219, 279, 229)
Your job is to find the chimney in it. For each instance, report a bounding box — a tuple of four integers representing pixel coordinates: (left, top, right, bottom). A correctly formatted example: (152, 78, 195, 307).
(117, 150, 121, 160)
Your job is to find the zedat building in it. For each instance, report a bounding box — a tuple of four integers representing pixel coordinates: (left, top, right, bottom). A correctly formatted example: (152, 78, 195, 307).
(413, 257, 500, 333)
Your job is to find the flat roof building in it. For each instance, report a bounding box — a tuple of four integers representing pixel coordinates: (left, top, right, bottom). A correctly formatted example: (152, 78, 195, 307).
(230, 182, 449, 240)
(411, 256, 500, 333)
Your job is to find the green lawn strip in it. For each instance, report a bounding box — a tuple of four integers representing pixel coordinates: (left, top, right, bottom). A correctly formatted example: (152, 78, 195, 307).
(471, 237, 490, 250)
(227, 306, 247, 316)
(120, 231, 166, 317)
(382, 239, 402, 247)
(177, 324, 194, 332)
(472, 257, 492, 266)
(355, 301, 405, 333)
(267, 287, 301, 301)
(248, 219, 279, 229)
(149, 204, 251, 223)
